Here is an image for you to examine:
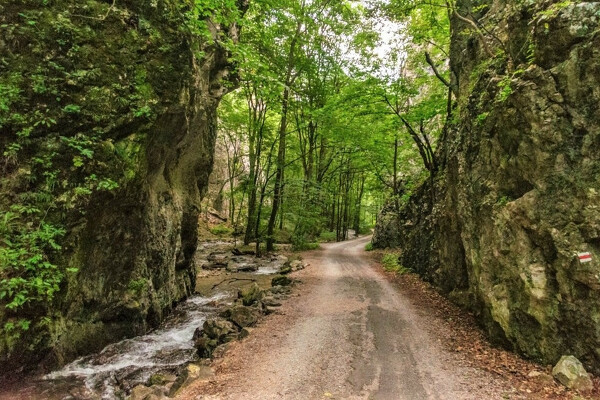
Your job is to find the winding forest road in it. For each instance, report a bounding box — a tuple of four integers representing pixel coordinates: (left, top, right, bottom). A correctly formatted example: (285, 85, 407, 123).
(182, 236, 513, 399)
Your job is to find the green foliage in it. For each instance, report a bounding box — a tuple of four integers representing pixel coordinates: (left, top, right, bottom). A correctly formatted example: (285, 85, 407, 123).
(365, 242, 374, 251)
(291, 240, 320, 251)
(496, 195, 512, 207)
(476, 112, 490, 125)
(381, 252, 409, 274)
(536, 1, 572, 20)
(0, 204, 66, 336)
(318, 231, 337, 243)
(496, 76, 514, 103)
(127, 278, 148, 296)
(210, 223, 234, 236)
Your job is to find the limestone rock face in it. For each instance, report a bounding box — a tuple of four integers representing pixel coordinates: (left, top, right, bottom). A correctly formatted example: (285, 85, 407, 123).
(552, 355, 594, 392)
(374, 1, 600, 371)
(0, 0, 247, 373)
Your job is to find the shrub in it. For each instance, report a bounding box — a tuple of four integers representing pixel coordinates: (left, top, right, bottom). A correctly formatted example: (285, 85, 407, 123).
(365, 242, 374, 251)
(274, 228, 293, 244)
(127, 278, 148, 295)
(210, 223, 233, 236)
(291, 239, 320, 251)
(318, 231, 336, 242)
(381, 253, 409, 274)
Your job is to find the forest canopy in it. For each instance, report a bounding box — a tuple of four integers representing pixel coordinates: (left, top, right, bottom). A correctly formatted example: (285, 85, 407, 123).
(211, 0, 451, 252)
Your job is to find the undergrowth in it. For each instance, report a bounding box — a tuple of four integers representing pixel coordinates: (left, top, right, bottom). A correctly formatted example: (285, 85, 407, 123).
(381, 252, 410, 274)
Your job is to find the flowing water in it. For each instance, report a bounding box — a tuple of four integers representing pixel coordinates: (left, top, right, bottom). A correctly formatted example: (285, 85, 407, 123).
(0, 242, 286, 400)
(42, 292, 231, 399)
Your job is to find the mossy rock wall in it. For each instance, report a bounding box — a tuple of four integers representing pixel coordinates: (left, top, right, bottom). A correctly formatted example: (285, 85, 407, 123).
(374, 0, 600, 372)
(0, 0, 245, 373)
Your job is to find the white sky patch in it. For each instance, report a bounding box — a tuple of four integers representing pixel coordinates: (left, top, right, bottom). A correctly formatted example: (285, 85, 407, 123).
(342, 0, 408, 80)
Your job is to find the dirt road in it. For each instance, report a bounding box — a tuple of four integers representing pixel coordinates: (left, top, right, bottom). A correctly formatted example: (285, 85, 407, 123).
(182, 236, 514, 399)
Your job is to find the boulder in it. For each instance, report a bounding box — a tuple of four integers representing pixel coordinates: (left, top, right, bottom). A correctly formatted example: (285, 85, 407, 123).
(527, 370, 555, 385)
(271, 285, 292, 295)
(199, 318, 237, 341)
(147, 373, 177, 387)
(266, 254, 289, 271)
(552, 355, 594, 392)
(232, 248, 255, 256)
(279, 265, 292, 275)
(169, 364, 214, 397)
(207, 252, 229, 267)
(239, 327, 253, 339)
(272, 275, 292, 287)
(226, 257, 259, 272)
(193, 318, 237, 357)
(222, 305, 260, 328)
(261, 296, 282, 307)
(236, 263, 260, 272)
(128, 385, 168, 400)
(145, 395, 167, 400)
(238, 282, 264, 306)
(194, 335, 218, 358)
(211, 342, 232, 359)
(271, 254, 289, 264)
(129, 385, 153, 400)
(290, 260, 304, 271)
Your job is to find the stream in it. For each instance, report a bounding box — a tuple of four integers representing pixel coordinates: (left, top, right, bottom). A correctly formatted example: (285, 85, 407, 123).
(41, 292, 231, 399)
(0, 242, 288, 400)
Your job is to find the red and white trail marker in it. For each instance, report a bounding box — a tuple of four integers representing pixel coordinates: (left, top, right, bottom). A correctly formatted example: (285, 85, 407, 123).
(578, 252, 593, 263)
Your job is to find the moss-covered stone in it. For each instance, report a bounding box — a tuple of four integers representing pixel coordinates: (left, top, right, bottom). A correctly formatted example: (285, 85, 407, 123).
(272, 275, 292, 287)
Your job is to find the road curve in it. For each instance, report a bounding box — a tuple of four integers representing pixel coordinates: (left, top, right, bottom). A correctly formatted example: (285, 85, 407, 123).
(182, 236, 508, 399)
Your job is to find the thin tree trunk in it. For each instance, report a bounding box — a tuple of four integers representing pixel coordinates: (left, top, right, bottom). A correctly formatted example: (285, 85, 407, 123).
(353, 175, 365, 236)
(266, 85, 290, 252)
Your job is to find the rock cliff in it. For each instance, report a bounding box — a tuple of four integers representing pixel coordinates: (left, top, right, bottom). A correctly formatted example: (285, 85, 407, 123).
(0, 0, 246, 373)
(374, 0, 600, 372)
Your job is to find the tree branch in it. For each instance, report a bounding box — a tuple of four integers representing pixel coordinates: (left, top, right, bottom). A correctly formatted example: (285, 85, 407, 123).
(425, 52, 456, 97)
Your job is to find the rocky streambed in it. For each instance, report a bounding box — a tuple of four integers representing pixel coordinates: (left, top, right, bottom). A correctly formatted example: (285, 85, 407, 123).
(5, 242, 304, 400)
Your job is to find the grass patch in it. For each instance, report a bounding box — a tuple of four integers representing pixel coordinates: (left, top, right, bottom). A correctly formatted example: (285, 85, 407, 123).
(365, 242, 374, 251)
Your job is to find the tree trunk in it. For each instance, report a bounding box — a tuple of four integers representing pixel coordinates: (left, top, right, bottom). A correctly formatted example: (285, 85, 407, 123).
(266, 85, 290, 251)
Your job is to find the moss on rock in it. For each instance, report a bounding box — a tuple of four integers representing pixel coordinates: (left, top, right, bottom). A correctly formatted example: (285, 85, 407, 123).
(0, 0, 247, 373)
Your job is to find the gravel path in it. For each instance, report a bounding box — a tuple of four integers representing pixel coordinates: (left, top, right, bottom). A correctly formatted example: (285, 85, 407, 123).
(181, 236, 515, 399)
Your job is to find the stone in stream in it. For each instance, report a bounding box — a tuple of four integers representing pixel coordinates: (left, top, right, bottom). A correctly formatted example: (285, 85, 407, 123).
(226, 256, 259, 272)
(168, 364, 215, 397)
(239, 327, 254, 339)
(271, 254, 289, 265)
(197, 318, 237, 341)
(193, 335, 219, 358)
(128, 384, 168, 400)
(146, 373, 177, 387)
(272, 275, 292, 287)
(129, 385, 153, 400)
(238, 282, 264, 306)
(261, 296, 282, 307)
(290, 259, 304, 271)
(221, 305, 260, 328)
(271, 285, 292, 295)
(279, 265, 293, 275)
(193, 318, 238, 358)
(205, 252, 229, 269)
(552, 355, 594, 392)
